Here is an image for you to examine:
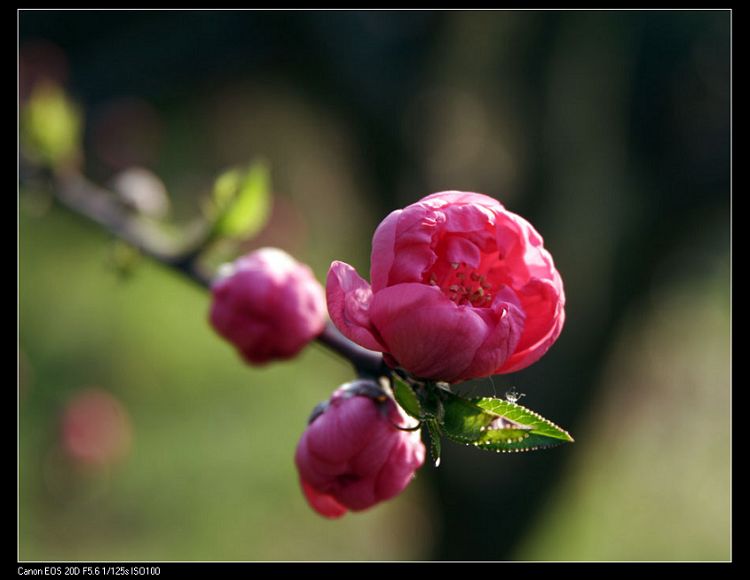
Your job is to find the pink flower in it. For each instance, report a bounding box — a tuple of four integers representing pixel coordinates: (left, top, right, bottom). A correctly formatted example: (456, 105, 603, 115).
(327, 191, 565, 383)
(295, 381, 425, 518)
(209, 248, 327, 365)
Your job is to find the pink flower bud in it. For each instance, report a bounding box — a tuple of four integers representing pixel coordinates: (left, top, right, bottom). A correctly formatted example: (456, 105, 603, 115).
(295, 381, 426, 518)
(327, 191, 565, 383)
(209, 248, 327, 365)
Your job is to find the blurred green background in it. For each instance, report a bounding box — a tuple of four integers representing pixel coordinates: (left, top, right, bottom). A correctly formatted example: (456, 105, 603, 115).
(19, 10, 730, 561)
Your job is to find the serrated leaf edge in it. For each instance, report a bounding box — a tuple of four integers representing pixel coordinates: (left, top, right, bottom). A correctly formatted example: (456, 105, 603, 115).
(472, 398, 575, 442)
(470, 441, 567, 453)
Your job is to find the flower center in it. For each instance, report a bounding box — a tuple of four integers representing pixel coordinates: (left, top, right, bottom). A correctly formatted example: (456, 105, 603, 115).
(426, 262, 494, 307)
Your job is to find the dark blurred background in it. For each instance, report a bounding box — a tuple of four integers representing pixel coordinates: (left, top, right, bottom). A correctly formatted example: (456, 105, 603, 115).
(19, 10, 730, 561)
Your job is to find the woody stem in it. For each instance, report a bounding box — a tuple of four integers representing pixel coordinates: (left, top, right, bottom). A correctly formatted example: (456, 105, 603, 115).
(30, 167, 386, 376)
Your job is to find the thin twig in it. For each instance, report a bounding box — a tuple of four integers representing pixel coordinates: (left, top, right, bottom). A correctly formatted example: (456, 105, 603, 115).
(35, 169, 386, 376)
(54, 172, 213, 288)
(316, 324, 387, 378)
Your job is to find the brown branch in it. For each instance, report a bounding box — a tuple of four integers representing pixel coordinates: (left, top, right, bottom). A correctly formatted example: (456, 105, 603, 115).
(54, 172, 213, 288)
(315, 324, 387, 378)
(36, 169, 386, 376)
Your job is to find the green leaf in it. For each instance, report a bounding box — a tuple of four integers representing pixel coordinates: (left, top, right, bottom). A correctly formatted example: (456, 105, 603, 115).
(470, 397, 575, 452)
(391, 375, 422, 420)
(415, 383, 444, 421)
(393, 380, 573, 461)
(440, 389, 532, 446)
(425, 419, 442, 467)
(21, 81, 82, 169)
(211, 160, 272, 240)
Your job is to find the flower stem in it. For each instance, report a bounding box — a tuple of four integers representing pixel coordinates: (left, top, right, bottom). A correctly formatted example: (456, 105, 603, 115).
(316, 323, 387, 377)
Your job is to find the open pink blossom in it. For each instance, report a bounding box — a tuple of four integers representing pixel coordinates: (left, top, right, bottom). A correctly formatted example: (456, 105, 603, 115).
(295, 381, 425, 518)
(209, 247, 326, 365)
(327, 191, 565, 383)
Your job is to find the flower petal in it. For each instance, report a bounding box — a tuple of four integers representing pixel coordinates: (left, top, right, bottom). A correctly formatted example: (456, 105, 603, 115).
(369, 283, 489, 382)
(442, 202, 498, 234)
(326, 261, 385, 351)
(300, 480, 348, 519)
(420, 190, 505, 211)
(460, 291, 525, 381)
(496, 276, 565, 373)
(495, 211, 558, 283)
(374, 431, 425, 502)
(370, 209, 400, 293)
(442, 235, 481, 268)
(384, 206, 439, 288)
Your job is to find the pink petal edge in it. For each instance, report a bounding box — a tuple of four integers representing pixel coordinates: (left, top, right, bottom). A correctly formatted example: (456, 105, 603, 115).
(326, 261, 385, 352)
